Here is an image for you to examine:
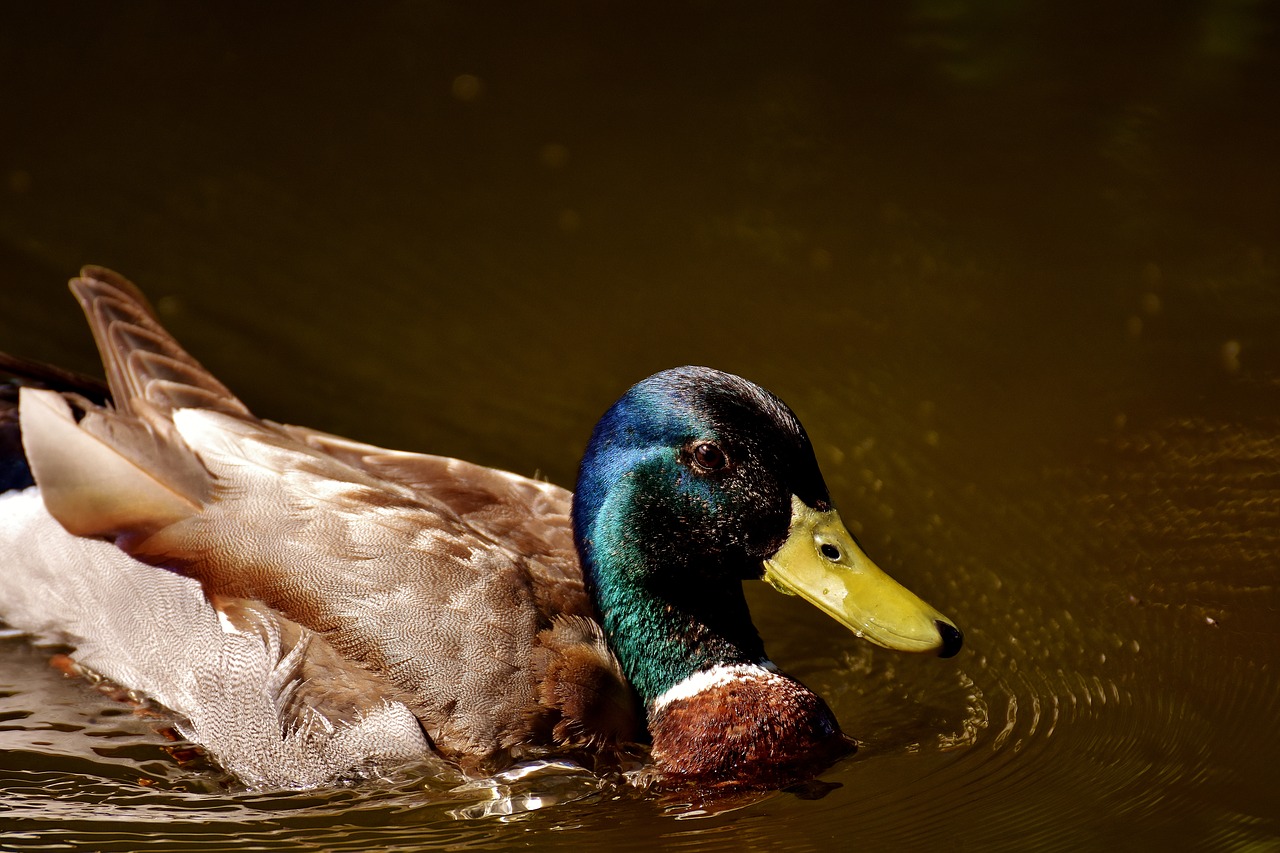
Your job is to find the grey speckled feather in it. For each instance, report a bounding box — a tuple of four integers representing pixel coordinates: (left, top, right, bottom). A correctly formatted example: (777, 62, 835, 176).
(0, 487, 433, 788)
(7, 267, 638, 780)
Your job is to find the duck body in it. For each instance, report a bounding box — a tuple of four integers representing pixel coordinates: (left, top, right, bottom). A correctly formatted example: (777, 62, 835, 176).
(0, 268, 960, 791)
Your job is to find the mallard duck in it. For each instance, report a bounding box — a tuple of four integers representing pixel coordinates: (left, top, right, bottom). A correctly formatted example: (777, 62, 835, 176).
(0, 267, 961, 791)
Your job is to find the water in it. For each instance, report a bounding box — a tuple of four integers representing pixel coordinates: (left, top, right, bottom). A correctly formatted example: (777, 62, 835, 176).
(1, 3, 1278, 850)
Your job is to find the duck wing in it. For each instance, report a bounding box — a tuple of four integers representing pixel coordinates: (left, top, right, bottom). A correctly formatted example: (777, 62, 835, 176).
(274, 428, 640, 749)
(280, 428, 590, 620)
(20, 267, 636, 769)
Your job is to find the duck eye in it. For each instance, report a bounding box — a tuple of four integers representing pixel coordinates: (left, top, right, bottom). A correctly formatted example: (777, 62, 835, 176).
(820, 543, 841, 561)
(691, 441, 727, 472)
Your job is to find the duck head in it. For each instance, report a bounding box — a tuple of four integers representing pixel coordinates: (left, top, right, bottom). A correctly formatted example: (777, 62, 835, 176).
(572, 366, 961, 782)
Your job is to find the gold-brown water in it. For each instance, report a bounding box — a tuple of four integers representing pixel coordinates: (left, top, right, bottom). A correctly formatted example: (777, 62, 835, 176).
(1, 4, 1278, 850)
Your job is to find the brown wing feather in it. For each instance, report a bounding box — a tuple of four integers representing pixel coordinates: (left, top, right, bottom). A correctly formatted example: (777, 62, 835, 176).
(531, 616, 642, 748)
(280, 426, 592, 620)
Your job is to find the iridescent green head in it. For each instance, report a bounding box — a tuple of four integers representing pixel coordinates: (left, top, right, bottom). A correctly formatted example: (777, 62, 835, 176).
(571, 366, 961, 706)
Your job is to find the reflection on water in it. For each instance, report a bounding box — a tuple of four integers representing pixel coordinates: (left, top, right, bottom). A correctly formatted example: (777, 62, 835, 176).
(1, 2, 1278, 850)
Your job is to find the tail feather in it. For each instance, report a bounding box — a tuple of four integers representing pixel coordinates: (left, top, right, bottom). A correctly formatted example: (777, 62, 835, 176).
(70, 267, 251, 422)
(18, 388, 205, 539)
(9, 267, 258, 541)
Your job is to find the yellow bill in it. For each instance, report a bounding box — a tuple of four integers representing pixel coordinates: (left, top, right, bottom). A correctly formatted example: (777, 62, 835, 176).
(762, 496, 962, 657)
